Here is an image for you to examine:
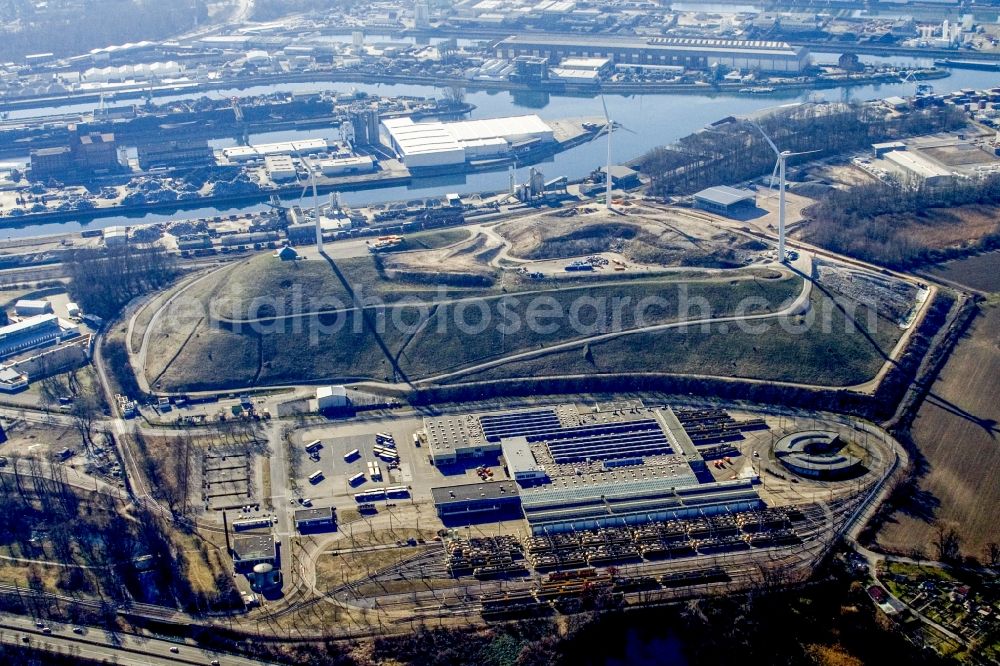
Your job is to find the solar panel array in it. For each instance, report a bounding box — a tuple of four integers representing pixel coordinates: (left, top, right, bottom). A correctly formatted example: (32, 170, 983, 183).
(479, 409, 562, 442)
(539, 420, 673, 464)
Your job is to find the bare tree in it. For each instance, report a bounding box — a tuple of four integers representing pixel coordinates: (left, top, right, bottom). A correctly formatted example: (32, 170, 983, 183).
(983, 542, 1000, 568)
(933, 523, 962, 563)
(70, 391, 102, 451)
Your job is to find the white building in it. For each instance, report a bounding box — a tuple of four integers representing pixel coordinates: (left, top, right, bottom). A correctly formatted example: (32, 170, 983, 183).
(501, 437, 547, 483)
(264, 154, 297, 181)
(381, 115, 555, 169)
(0, 314, 79, 360)
(222, 139, 329, 164)
(14, 299, 53, 317)
(318, 155, 375, 177)
(549, 68, 600, 83)
(883, 150, 955, 187)
(316, 385, 348, 410)
(103, 226, 128, 247)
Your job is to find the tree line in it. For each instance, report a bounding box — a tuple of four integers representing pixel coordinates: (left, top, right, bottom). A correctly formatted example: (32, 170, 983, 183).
(66, 243, 179, 320)
(637, 102, 965, 198)
(804, 172, 1000, 268)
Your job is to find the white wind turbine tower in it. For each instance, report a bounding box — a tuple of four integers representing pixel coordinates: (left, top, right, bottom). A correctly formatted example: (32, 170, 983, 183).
(752, 122, 818, 264)
(295, 148, 323, 253)
(601, 95, 614, 210)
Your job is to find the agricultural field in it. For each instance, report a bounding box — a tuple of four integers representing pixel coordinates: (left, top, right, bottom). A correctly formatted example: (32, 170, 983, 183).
(877, 300, 1000, 560)
(927, 250, 1000, 293)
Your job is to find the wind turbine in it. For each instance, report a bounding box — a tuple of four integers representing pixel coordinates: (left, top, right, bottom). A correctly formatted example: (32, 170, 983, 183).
(601, 95, 614, 211)
(294, 147, 323, 253)
(752, 122, 818, 263)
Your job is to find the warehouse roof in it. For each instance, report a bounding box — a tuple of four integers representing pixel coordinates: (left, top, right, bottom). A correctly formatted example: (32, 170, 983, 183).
(559, 57, 612, 70)
(431, 481, 520, 505)
(232, 534, 276, 561)
(0, 314, 60, 342)
(500, 437, 544, 477)
(316, 385, 347, 399)
(15, 299, 52, 311)
(294, 507, 335, 524)
(498, 34, 804, 57)
(694, 185, 756, 206)
(382, 115, 553, 158)
(884, 150, 953, 179)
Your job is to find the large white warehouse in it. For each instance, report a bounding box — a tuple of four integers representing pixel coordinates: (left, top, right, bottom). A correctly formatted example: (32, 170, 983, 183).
(382, 115, 555, 169)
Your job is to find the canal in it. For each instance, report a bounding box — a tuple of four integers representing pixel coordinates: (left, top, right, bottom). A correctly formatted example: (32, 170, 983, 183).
(2, 56, 998, 240)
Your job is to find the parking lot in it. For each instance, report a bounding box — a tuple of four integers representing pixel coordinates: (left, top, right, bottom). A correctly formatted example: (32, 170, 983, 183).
(288, 415, 513, 513)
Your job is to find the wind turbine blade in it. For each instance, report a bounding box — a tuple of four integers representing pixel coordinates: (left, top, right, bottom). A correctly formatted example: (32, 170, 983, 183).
(786, 149, 822, 157)
(769, 159, 779, 196)
(617, 124, 637, 135)
(751, 120, 780, 156)
(600, 95, 610, 123)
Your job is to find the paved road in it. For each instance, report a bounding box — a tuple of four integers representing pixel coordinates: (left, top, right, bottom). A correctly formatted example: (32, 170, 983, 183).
(0, 614, 271, 666)
(133, 262, 239, 393)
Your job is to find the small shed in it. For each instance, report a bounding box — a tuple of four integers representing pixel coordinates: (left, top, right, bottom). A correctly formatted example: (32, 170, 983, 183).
(275, 245, 299, 261)
(316, 385, 348, 410)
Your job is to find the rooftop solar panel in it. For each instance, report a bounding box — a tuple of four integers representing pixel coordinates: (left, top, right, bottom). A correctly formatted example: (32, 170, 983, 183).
(537, 420, 674, 464)
(479, 409, 562, 442)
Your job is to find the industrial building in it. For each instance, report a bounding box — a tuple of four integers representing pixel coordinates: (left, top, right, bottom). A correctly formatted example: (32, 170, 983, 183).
(102, 226, 128, 247)
(429, 403, 768, 534)
(29, 128, 121, 181)
(549, 56, 612, 83)
(294, 506, 336, 532)
(14, 299, 53, 317)
(495, 35, 809, 73)
(882, 148, 955, 186)
(600, 164, 641, 189)
(431, 481, 522, 520)
(693, 185, 757, 216)
(318, 155, 375, 176)
(500, 437, 547, 483)
(136, 139, 213, 170)
(0, 314, 80, 360)
(231, 534, 277, 573)
(349, 106, 381, 146)
(381, 114, 554, 169)
(265, 154, 297, 181)
(316, 385, 349, 410)
(520, 476, 762, 535)
(774, 431, 863, 479)
(286, 205, 353, 244)
(222, 138, 329, 163)
(0, 366, 28, 392)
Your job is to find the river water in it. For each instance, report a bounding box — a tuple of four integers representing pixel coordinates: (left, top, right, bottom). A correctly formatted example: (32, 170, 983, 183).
(3, 57, 998, 240)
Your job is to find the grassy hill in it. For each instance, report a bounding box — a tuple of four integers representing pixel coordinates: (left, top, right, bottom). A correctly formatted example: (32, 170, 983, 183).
(144, 253, 806, 391)
(453, 288, 905, 388)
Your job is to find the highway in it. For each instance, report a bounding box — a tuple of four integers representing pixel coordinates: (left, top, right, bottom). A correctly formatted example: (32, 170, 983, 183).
(0, 614, 271, 666)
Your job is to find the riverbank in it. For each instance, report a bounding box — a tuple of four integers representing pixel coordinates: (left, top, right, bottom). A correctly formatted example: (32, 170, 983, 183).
(0, 119, 599, 230)
(0, 66, 949, 113)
